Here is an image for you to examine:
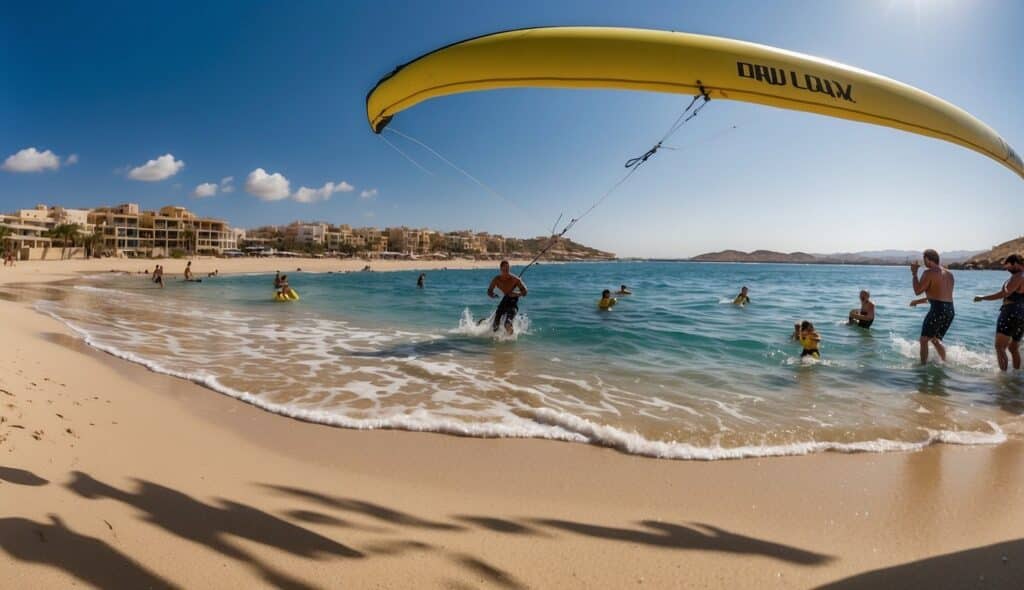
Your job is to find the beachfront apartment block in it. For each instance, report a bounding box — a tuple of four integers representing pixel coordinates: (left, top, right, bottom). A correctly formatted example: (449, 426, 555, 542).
(86, 204, 235, 258)
(251, 223, 390, 255)
(0, 205, 94, 260)
(445, 230, 489, 254)
(387, 227, 438, 255)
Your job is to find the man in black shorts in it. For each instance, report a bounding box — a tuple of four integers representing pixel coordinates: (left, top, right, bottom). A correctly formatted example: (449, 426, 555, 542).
(911, 249, 955, 364)
(973, 254, 1024, 371)
(487, 260, 528, 335)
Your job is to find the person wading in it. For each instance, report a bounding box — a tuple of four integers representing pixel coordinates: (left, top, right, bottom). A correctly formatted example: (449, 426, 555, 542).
(911, 249, 955, 364)
(973, 254, 1024, 371)
(487, 260, 528, 335)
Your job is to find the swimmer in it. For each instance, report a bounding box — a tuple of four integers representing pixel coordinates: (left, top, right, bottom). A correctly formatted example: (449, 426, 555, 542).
(598, 289, 617, 310)
(616, 284, 632, 295)
(274, 271, 283, 289)
(847, 290, 875, 328)
(733, 286, 751, 306)
(487, 260, 528, 335)
(793, 320, 821, 359)
(417, 273, 425, 288)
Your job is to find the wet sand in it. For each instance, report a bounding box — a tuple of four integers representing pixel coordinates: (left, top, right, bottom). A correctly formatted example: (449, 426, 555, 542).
(1, 258, 1023, 588)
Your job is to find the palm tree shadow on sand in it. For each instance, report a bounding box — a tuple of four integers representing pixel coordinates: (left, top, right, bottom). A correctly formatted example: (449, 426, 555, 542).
(64, 471, 362, 589)
(0, 514, 177, 589)
(264, 483, 835, 566)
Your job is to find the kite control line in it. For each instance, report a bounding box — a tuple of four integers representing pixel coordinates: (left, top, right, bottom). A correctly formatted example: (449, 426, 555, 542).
(518, 89, 711, 278)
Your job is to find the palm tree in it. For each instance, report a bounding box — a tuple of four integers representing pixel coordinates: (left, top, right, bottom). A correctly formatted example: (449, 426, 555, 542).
(0, 225, 12, 259)
(181, 228, 196, 258)
(83, 231, 105, 258)
(46, 224, 82, 260)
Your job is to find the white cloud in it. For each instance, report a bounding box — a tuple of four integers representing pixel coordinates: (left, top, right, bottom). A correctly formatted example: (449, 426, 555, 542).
(245, 168, 291, 201)
(2, 147, 61, 173)
(65, 153, 79, 166)
(360, 188, 378, 199)
(192, 182, 218, 198)
(219, 176, 235, 193)
(128, 153, 185, 181)
(291, 180, 354, 204)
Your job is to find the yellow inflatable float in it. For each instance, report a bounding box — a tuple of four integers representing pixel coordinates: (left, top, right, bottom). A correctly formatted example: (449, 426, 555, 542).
(367, 26, 1022, 179)
(273, 289, 300, 302)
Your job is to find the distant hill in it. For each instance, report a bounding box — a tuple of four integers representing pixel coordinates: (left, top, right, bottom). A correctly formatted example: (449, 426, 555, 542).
(953, 237, 1024, 270)
(819, 249, 982, 264)
(690, 248, 983, 266)
(691, 250, 817, 263)
(506, 237, 615, 261)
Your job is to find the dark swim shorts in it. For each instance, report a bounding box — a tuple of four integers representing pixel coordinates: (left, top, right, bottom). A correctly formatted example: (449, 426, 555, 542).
(857, 319, 873, 329)
(997, 304, 1024, 342)
(921, 300, 955, 340)
(492, 295, 519, 331)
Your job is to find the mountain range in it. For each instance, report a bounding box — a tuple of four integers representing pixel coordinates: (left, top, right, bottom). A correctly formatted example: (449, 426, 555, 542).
(689, 249, 983, 265)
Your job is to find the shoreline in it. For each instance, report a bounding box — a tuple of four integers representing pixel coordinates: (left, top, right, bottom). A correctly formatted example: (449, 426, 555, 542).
(3, 258, 1024, 587)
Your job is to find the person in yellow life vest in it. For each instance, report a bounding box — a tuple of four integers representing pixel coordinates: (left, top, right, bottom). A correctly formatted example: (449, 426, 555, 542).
(792, 320, 821, 359)
(275, 275, 299, 301)
(733, 286, 751, 306)
(598, 289, 617, 310)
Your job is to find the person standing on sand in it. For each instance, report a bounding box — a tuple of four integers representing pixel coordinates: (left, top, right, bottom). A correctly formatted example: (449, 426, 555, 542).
(487, 260, 527, 335)
(848, 290, 875, 328)
(911, 249, 955, 364)
(973, 254, 1024, 371)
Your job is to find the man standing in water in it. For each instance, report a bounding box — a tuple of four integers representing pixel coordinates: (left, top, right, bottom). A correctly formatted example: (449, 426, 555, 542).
(911, 249, 955, 364)
(487, 260, 528, 335)
(847, 290, 875, 328)
(973, 254, 1024, 371)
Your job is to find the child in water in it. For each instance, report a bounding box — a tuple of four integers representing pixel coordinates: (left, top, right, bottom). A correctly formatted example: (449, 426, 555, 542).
(277, 275, 298, 299)
(598, 289, 617, 310)
(793, 320, 821, 359)
(733, 286, 751, 306)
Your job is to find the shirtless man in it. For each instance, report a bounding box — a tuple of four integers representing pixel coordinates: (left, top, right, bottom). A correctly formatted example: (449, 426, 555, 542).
(487, 260, 528, 335)
(848, 290, 875, 328)
(911, 249, 955, 364)
(973, 254, 1024, 371)
(184, 260, 194, 281)
(153, 264, 164, 288)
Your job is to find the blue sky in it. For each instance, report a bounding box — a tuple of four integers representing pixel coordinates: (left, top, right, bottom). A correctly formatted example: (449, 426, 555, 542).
(2, 0, 1021, 257)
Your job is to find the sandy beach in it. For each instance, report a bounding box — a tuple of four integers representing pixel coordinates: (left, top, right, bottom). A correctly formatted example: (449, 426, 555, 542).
(2, 258, 1023, 589)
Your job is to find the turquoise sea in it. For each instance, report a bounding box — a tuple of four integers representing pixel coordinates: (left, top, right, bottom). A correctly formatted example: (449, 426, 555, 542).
(38, 261, 1024, 459)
